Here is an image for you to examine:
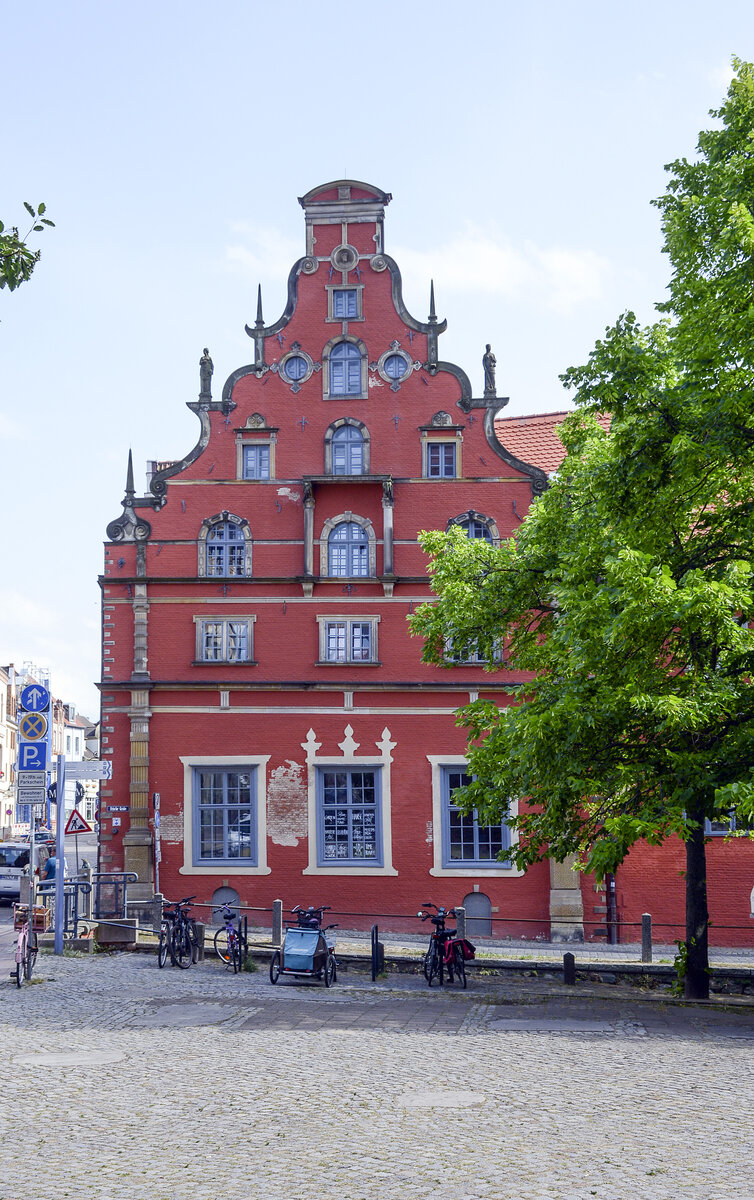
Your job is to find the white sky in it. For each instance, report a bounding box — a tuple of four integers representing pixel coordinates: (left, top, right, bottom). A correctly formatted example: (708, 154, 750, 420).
(2, 1, 752, 717)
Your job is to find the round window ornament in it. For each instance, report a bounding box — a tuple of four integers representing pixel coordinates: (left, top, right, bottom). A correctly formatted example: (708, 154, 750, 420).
(384, 353, 408, 380)
(301, 256, 319, 274)
(331, 244, 359, 273)
(283, 355, 308, 382)
(370, 255, 387, 272)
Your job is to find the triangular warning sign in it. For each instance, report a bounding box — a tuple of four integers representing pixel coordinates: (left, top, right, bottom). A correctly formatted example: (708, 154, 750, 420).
(65, 808, 92, 835)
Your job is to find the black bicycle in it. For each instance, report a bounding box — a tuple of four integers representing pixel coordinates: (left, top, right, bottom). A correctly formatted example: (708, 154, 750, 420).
(418, 902, 468, 988)
(158, 896, 198, 969)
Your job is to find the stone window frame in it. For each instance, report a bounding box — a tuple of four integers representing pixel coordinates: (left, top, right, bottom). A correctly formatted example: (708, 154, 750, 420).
(426, 755, 522, 878)
(179, 754, 271, 876)
(318, 512, 377, 578)
(375, 345, 415, 391)
(301, 724, 398, 877)
(316, 613, 381, 665)
(326, 284, 364, 322)
(236, 432, 277, 480)
(193, 615, 257, 664)
(324, 417, 371, 475)
(197, 512, 252, 578)
(322, 335, 368, 401)
(447, 510, 501, 548)
(278, 345, 315, 391)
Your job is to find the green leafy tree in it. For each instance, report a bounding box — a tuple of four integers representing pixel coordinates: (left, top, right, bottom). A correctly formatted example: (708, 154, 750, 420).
(0, 202, 54, 292)
(411, 59, 754, 1000)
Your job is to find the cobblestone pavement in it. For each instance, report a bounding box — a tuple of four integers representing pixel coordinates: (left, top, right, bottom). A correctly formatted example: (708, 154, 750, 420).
(2, 950, 753, 1200)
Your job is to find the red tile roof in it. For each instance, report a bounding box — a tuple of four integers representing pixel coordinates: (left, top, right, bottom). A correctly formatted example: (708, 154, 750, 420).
(495, 410, 610, 473)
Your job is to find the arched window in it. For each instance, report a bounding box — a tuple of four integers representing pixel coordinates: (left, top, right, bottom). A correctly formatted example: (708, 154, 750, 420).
(462, 518, 493, 542)
(329, 342, 362, 396)
(328, 522, 369, 577)
(447, 511, 499, 546)
(332, 424, 364, 475)
(198, 514, 252, 577)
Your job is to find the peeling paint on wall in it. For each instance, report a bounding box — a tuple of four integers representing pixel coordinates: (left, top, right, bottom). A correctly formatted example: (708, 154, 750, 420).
(268, 759, 308, 846)
(277, 487, 301, 503)
(426, 821, 434, 845)
(160, 814, 184, 843)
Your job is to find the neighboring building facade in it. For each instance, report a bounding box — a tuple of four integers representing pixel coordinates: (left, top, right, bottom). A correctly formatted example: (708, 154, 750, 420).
(100, 179, 573, 936)
(0, 666, 18, 835)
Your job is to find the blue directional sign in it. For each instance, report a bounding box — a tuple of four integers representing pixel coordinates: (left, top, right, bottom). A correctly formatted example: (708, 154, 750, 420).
(21, 684, 50, 713)
(19, 742, 47, 771)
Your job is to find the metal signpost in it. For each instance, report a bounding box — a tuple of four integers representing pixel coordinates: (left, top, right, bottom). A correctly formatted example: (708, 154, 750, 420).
(17, 684, 52, 919)
(54, 755, 65, 955)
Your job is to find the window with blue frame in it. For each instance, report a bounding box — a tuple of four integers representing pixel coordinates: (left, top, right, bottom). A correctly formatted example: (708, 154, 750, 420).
(441, 767, 510, 867)
(317, 767, 382, 864)
(329, 342, 362, 396)
(328, 521, 369, 576)
(193, 768, 257, 864)
(427, 443, 457, 478)
(242, 445, 270, 480)
(205, 521, 247, 577)
(332, 289, 359, 318)
(331, 424, 364, 475)
(461, 518, 492, 541)
(705, 812, 754, 835)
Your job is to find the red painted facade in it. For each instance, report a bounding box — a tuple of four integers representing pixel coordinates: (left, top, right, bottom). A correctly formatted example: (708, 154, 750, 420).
(100, 181, 753, 945)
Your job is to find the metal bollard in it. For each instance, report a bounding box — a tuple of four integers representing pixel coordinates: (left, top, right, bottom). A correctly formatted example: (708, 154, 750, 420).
(455, 905, 466, 940)
(563, 951, 576, 986)
(641, 913, 652, 964)
(272, 899, 283, 948)
(194, 921, 205, 961)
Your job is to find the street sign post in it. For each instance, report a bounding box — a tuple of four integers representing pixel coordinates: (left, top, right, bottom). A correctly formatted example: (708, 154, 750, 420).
(65, 760, 113, 781)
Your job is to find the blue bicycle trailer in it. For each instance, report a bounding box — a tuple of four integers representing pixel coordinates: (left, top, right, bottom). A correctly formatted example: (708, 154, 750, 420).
(269, 905, 337, 987)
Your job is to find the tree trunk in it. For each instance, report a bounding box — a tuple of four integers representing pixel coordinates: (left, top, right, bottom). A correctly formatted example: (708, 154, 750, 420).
(684, 805, 710, 1000)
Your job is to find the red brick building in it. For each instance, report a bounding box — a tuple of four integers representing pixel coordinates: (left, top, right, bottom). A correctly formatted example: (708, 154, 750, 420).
(100, 180, 753, 945)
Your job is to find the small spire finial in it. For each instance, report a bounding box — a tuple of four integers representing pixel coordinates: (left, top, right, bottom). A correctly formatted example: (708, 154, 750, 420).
(255, 284, 264, 328)
(125, 449, 135, 500)
(428, 279, 437, 324)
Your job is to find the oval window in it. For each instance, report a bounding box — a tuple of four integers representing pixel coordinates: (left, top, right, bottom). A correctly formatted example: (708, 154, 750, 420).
(384, 353, 408, 380)
(284, 355, 308, 381)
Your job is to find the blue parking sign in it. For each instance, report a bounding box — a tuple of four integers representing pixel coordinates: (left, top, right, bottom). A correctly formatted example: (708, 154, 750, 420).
(19, 742, 47, 770)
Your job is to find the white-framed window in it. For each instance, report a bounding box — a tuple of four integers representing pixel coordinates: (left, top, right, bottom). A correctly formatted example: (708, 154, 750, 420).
(332, 424, 364, 475)
(705, 812, 754, 835)
(324, 419, 370, 476)
(441, 767, 510, 867)
(328, 522, 369, 576)
(301, 724, 397, 877)
(322, 337, 367, 401)
(317, 615, 380, 664)
(198, 514, 252, 578)
(317, 767, 382, 865)
(242, 445, 271, 480)
(179, 754, 271, 876)
(193, 767, 258, 865)
(444, 638, 502, 666)
(426, 756, 522, 878)
(195, 616, 255, 663)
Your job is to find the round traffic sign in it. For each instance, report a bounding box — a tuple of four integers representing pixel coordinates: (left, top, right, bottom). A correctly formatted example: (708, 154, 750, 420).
(19, 712, 48, 741)
(20, 684, 50, 713)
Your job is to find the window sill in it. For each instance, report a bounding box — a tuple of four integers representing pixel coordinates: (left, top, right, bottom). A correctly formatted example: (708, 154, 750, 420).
(430, 863, 523, 878)
(303, 864, 398, 876)
(180, 863, 271, 875)
(316, 660, 382, 667)
(191, 660, 258, 667)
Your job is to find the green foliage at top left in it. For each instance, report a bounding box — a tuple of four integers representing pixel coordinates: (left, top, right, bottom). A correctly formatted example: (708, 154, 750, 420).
(0, 202, 54, 292)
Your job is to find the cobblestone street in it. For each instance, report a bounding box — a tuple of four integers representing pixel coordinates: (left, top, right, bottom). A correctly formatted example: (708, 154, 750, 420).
(2, 949, 753, 1200)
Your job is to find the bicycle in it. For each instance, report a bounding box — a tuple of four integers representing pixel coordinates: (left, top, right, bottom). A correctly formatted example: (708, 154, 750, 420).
(418, 902, 469, 989)
(213, 904, 242, 973)
(158, 896, 197, 969)
(13, 904, 38, 988)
